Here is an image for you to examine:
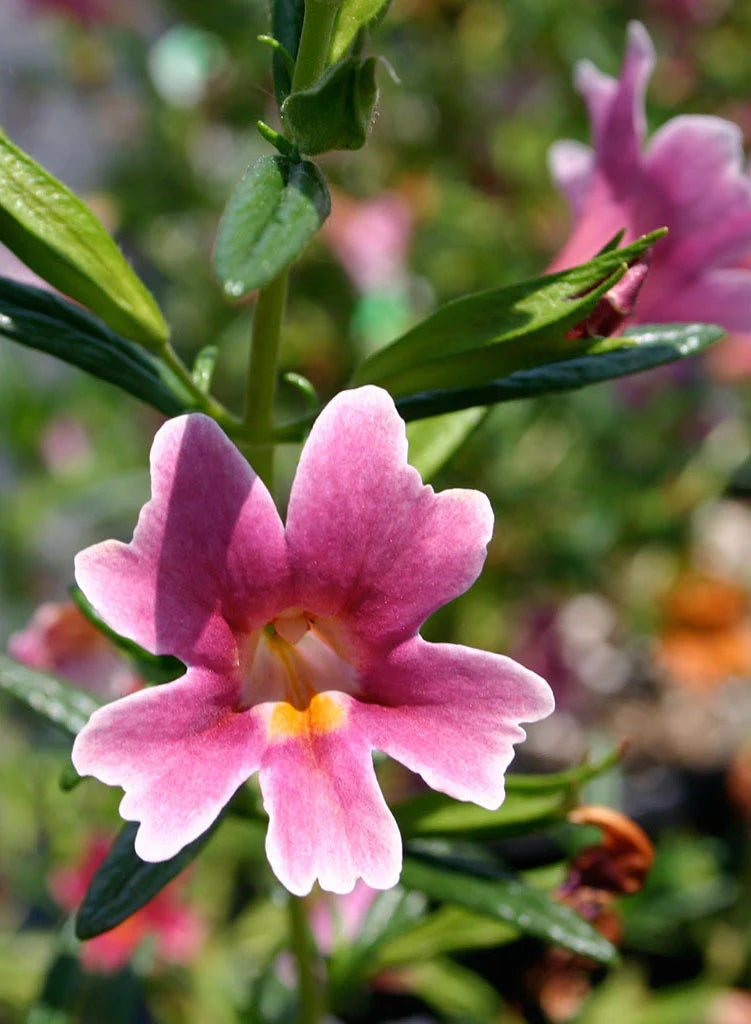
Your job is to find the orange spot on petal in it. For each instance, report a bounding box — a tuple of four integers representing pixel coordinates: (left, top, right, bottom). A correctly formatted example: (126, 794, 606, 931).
(269, 693, 346, 739)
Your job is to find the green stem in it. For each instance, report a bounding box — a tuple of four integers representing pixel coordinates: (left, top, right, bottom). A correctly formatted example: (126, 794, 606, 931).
(291, 0, 342, 92)
(288, 894, 324, 1024)
(161, 341, 241, 431)
(243, 270, 289, 487)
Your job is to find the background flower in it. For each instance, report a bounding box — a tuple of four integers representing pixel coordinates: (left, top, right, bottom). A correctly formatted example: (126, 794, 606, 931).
(548, 21, 751, 376)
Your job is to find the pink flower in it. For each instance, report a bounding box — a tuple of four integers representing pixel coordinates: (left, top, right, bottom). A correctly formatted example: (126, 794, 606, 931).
(309, 880, 378, 954)
(324, 192, 413, 293)
(8, 601, 140, 699)
(50, 836, 204, 973)
(548, 21, 751, 369)
(71, 387, 553, 895)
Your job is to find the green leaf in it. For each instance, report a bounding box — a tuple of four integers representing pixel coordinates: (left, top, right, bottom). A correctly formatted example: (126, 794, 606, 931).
(329, 0, 392, 62)
(401, 851, 618, 964)
(271, 0, 305, 106)
(70, 586, 185, 685)
(406, 407, 486, 480)
(0, 653, 101, 736)
(281, 56, 378, 154)
(395, 752, 623, 839)
(0, 128, 168, 348)
(400, 957, 503, 1024)
(213, 155, 330, 300)
(352, 231, 663, 397)
(327, 888, 427, 1006)
(0, 276, 192, 416)
(75, 820, 219, 940)
(395, 787, 574, 841)
(393, 322, 724, 421)
(375, 904, 516, 969)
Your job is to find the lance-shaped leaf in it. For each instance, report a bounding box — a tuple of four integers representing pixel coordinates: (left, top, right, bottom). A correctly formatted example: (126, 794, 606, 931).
(352, 231, 664, 397)
(406, 407, 486, 480)
(395, 752, 620, 840)
(0, 129, 168, 348)
(401, 851, 618, 964)
(281, 56, 378, 154)
(271, 0, 305, 106)
(75, 820, 218, 940)
(0, 277, 192, 416)
(329, 0, 392, 63)
(393, 322, 723, 421)
(213, 155, 330, 300)
(0, 653, 101, 736)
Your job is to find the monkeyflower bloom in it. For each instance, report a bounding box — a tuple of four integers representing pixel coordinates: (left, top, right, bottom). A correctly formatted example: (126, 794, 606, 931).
(71, 387, 553, 895)
(50, 836, 204, 973)
(548, 21, 751, 370)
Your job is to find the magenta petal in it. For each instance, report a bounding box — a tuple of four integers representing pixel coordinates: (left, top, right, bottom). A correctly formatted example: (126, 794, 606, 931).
(260, 723, 401, 895)
(638, 268, 751, 332)
(75, 415, 288, 670)
(286, 387, 494, 658)
(355, 637, 554, 809)
(578, 21, 654, 189)
(639, 116, 751, 273)
(547, 140, 595, 218)
(72, 669, 265, 861)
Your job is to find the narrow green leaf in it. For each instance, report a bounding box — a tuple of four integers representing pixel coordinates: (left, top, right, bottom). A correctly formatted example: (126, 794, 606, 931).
(70, 586, 185, 685)
(327, 888, 427, 1005)
(375, 904, 516, 969)
(271, 0, 305, 105)
(352, 231, 664, 397)
(400, 957, 503, 1023)
(393, 322, 724, 421)
(281, 56, 378, 154)
(395, 787, 574, 841)
(329, 0, 392, 62)
(75, 819, 219, 940)
(0, 653, 101, 736)
(0, 276, 192, 416)
(395, 753, 623, 839)
(0, 128, 168, 347)
(213, 155, 330, 300)
(401, 852, 618, 964)
(191, 344, 219, 394)
(406, 407, 486, 480)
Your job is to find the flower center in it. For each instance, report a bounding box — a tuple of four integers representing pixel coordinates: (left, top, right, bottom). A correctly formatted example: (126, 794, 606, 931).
(240, 609, 357, 739)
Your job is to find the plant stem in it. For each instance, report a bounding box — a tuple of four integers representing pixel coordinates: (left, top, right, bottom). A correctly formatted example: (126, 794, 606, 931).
(291, 0, 342, 92)
(161, 341, 241, 431)
(288, 894, 324, 1024)
(243, 270, 289, 487)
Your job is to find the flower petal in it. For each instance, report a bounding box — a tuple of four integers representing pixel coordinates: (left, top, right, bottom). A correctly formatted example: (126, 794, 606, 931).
(260, 720, 401, 895)
(547, 139, 595, 218)
(576, 21, 654, 189)
(286, 386, 493, 659)
(639, 116, 751, 275)
(71, 668, 265, 861)
(355, 637, 554, 809)
(75, 414, 288, 671)
(638, 267, 751, 332)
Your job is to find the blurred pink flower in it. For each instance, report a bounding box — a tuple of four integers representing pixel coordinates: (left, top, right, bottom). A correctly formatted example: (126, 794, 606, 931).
(8, 601, 140, 699)
(309, 880, 378, 954)
(548, 21, 751, 375)
(324, 192, 413, 293)
(50, 836, 204, 973)
(71, 387, 553, 896)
